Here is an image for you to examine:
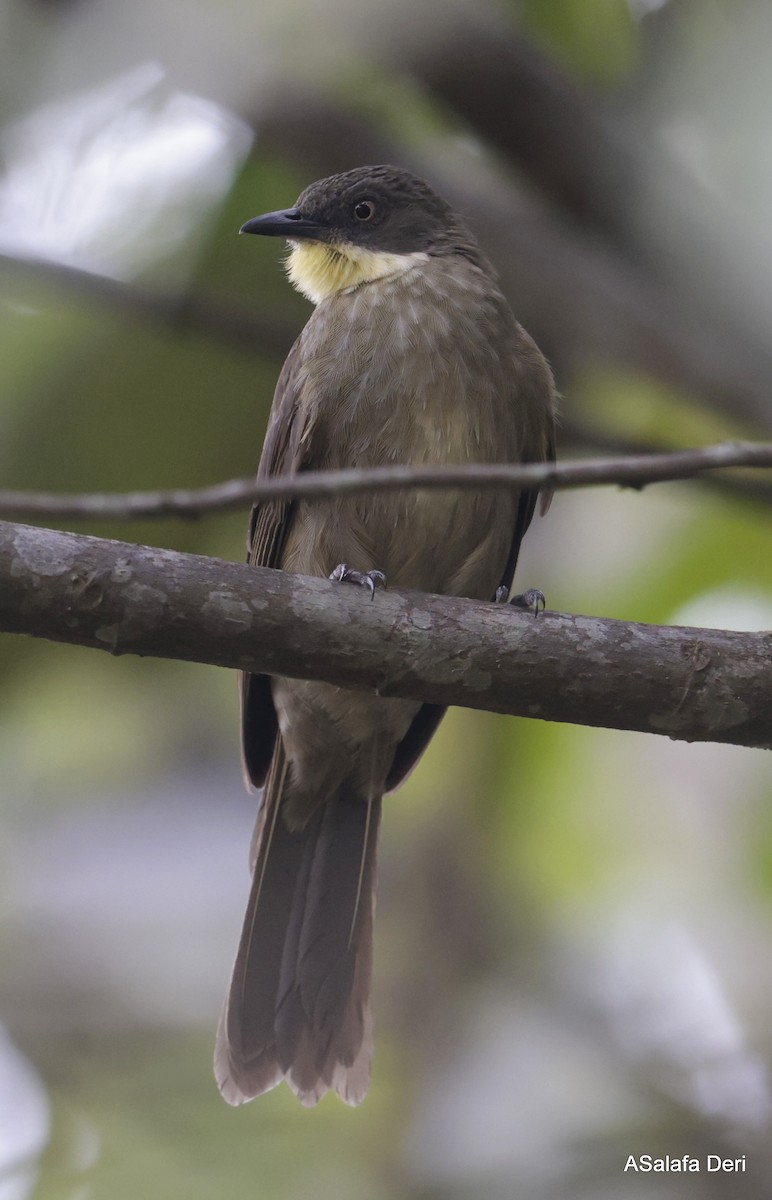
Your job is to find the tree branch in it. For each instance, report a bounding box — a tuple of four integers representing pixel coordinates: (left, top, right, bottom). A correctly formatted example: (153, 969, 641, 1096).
(1, 520, 769, 749)
(562, 420, 772, 509)
(0, 442, 769, 521)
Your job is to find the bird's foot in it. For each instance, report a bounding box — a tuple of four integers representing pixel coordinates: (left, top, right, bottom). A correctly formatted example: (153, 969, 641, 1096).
(329, 563, 387, 601)
(495, 586, 546, 617)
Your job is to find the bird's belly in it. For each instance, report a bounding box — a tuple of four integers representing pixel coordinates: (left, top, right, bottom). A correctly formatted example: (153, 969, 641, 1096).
(284, 480, 514, 600)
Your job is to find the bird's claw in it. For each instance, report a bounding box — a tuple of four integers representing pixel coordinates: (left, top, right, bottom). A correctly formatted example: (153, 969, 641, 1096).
(329, 563, 387, 601)
(496, 585, 546, 617)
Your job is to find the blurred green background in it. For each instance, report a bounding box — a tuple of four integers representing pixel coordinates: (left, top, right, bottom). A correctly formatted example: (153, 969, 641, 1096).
(1, 0, 772, 1197)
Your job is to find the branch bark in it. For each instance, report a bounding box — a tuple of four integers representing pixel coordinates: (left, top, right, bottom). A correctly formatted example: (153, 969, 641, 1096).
(1, 520, 769, 750)
(0, 442, 770, 521)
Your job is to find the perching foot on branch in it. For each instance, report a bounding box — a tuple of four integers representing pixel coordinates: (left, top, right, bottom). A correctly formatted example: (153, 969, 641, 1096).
(496, 585, 546, 617)
(329, 563, 387, 601)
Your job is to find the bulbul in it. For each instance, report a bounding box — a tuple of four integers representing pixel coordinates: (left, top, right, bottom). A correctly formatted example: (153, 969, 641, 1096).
(215, 165, 557, 1107)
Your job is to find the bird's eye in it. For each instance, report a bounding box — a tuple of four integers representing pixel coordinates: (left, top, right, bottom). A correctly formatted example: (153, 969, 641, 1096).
(353, 199, 376, 221)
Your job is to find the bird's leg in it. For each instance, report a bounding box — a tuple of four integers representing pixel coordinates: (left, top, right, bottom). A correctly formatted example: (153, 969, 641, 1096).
(329, 563, 387, 601)
(495, 585, 546, 617)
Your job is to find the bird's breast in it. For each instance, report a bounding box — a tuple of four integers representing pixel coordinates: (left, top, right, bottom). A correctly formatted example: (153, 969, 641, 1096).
(284, 261, 520, 596)
(303, 262, 516, 466)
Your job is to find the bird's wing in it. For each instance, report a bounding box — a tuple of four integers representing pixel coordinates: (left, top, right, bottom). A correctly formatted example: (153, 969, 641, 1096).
(497, 421, 556, 598)
(241, 337, 312, 789)
(497, 352, 558, 600)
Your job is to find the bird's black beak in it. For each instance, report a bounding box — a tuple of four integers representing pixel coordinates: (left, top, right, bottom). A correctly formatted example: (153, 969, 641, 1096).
(239, 208, 326, 240)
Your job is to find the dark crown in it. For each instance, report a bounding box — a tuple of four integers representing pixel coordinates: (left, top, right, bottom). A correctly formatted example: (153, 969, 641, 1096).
(295, 165, 482, 260)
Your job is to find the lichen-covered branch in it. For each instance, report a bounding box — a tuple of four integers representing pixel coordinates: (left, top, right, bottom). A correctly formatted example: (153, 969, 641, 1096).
(1, 520, 769, 749)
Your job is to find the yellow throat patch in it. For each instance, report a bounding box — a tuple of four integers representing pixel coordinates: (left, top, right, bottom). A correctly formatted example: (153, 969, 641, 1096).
(286, 241, 429, 304)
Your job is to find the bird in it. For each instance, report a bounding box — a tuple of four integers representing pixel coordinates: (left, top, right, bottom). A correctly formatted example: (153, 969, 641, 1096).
(215, 164, 557, 1107)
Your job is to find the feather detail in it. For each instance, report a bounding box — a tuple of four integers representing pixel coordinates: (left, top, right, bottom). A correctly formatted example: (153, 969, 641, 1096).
(216, 750, 381, 1107)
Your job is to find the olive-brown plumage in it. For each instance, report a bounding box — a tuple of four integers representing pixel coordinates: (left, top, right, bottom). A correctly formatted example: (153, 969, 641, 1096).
(215, 165, 557, 1106)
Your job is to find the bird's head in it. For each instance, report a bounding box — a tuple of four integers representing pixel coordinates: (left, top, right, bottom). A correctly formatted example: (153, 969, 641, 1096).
(240, 165, 476, 304)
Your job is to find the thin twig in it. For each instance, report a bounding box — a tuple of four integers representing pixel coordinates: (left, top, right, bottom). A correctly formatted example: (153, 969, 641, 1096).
(0, 441, 770, 521)
(561, 419, 772, 507)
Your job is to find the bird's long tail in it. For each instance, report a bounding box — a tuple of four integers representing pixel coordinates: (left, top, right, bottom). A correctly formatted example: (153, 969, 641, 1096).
(215, 743, 381, 1107)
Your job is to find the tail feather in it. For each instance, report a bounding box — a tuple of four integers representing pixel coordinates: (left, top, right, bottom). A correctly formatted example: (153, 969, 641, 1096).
(296, 792, 376, 1022)
(216, 750, 381, 1107)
